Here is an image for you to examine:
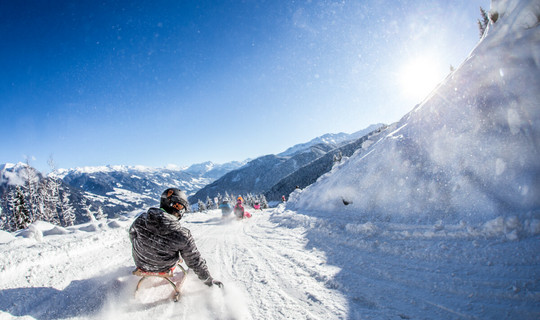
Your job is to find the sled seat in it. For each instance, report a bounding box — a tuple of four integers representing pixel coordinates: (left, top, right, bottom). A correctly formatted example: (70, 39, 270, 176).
(132, 261, 188, 302)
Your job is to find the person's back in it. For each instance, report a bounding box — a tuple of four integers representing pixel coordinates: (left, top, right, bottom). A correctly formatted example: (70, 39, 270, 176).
(130, 207, 204, 273)
(129, 188, 222, 287)
(219, 200, 233, 215)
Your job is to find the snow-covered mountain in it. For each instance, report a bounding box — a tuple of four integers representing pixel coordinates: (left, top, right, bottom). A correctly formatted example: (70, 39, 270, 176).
(265, 125, 388, 201)
(55, 162, 245, 215)
(188, 125, 384, 203)
(278, 124, 384, 157)
(290, 0, 540, 229)
(1, 163, 40, 194)
(0, 161, 245, 228)
(183, 160, 248, 181)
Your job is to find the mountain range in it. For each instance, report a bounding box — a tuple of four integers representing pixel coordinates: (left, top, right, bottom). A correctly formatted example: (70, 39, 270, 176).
(1, 124, 382, 227)
(188, 124, 384, 203)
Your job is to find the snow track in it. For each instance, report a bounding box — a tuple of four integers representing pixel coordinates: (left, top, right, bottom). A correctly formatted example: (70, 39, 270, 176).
(188, 211, 347, 320)
(1, 208, 538, 319)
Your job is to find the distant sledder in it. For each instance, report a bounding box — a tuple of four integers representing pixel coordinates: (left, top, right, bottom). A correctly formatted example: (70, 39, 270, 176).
(219, 199, 233, 216)
(234, 196, 252, 219)
(253, 201, 261, 210)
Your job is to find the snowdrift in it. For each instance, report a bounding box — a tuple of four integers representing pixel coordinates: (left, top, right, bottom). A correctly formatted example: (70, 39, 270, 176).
(290, 0, 540, 226)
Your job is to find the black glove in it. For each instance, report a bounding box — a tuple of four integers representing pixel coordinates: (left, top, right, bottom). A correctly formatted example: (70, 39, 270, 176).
(204, 277, 224, 288)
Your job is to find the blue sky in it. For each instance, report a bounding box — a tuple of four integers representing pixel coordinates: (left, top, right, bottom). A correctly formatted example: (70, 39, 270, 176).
(1, 0, 489, 173)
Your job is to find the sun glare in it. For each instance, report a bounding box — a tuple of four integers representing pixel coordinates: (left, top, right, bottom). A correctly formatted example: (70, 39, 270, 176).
(399, 57, 445, 102)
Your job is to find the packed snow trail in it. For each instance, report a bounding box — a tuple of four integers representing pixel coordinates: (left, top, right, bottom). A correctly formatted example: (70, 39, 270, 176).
(1, 206, 539, 319)
(0, 208, 348, 320)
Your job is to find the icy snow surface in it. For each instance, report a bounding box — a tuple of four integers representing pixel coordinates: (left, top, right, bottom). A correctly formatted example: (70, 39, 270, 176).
(0, 208, 538, 319)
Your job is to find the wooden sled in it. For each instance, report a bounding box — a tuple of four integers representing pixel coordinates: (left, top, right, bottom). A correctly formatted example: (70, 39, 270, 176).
(132, 262, 188, 302)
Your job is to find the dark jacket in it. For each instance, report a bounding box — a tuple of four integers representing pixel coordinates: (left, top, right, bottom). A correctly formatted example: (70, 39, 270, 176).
(129, 207, 211, 281)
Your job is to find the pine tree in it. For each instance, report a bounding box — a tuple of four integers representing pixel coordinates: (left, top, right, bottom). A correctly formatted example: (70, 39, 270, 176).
(13, 186, 32, 230)
(95, 206, 106, 220)
(216, 193, 222, 205)
(39, 177, 61, 225)
(197, 199, 206, 212)
(478, 7, 490, 38)
(3, 188, 16, 231)
(205, 196, 212, 210)
(82, 199, 96, 222)
(260, 194, 269, 209)
(0, 191, 10, 231)
(0, 203, 5, 230)
(23, 160, 41, 222)
(60, 191, 76, 226)
(40, 157, 62, 225)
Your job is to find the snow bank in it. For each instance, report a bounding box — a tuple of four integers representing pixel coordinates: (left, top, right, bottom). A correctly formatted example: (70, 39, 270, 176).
(290, 0, 540, 227)
(0, 230, 16, 244)
(15, 224, 43, 242)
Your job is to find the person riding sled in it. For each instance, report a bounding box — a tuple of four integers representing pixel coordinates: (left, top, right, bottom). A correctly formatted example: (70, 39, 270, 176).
(219, 199, 233, 216)
(129, 188, 223, 288)
(234, 196, 251, 219)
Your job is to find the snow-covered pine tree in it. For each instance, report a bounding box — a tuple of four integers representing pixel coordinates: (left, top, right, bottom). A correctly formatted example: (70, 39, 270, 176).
(81, 199, 96, 222)
(478, 6, 490, 38)
(260, 194, 268, 209)
(60, 191, 76, 226)
(2, 188, 15, 231)
(23, 160, 41, 222)
(216, 192, 223, 205)
(0, 191, 10, 231)
(0, 202, 5, 231)
(41, 158, 63, 225)
(95, 206, 106, 220)
(205, 196, 213, 210)
(13, 185, 32, 230)
(197, 199, 206, 212)
(39, 177, 61, 225)
(333, 151, 343, 163)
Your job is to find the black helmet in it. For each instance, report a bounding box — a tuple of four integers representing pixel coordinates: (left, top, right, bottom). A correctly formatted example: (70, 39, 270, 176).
(160, 188, 189, 218)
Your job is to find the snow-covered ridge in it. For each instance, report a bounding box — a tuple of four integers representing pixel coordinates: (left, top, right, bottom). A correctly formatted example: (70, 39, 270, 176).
(0, 163, 17, 171)
(290, 0, 540, 226)
(279, 124, 384, 157)
(0, 162, 39, 186)
(54, 164, 173, 178)
(491, 0, 540, 30)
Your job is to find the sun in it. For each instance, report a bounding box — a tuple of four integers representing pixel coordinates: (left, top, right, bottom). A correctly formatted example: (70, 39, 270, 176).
(398, 56, 445, 102)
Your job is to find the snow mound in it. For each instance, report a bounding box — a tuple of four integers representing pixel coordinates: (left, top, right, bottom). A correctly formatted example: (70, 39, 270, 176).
(289, 0, 540, 227)
(0, 230, 16, 244)
(107, 220, 126, 228)
(79, 224, 100, 232)
(43, 226, 71, 236)
(15, 224, 43, 242)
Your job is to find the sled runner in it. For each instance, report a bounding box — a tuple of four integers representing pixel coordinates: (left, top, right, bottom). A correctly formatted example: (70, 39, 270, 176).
(132, 261, 189, 302)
